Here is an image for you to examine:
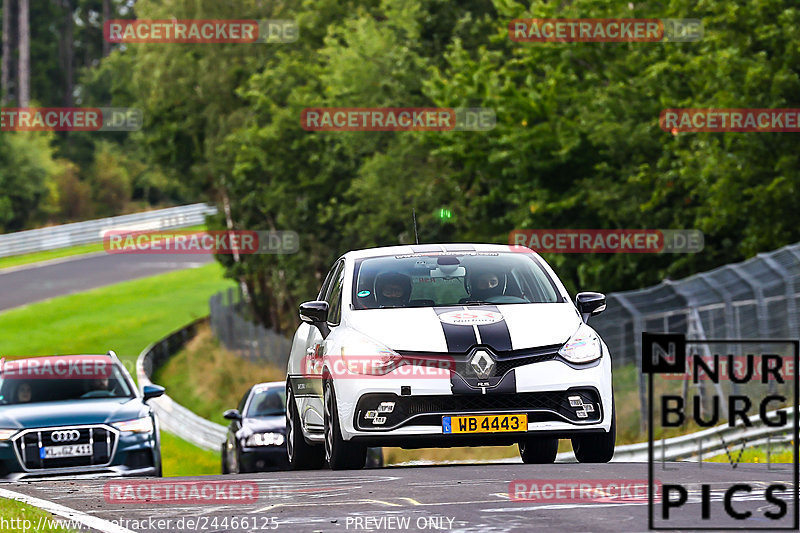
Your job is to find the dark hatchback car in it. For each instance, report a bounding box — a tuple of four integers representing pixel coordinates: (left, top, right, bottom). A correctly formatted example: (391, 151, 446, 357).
(222, 382, 289, 473)
(0, 353, 164, 480)
(222, 381, 383, 473)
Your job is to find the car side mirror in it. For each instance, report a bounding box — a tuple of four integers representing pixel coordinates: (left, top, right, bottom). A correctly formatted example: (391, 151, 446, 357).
(142, 384, 165, 402)
(299, 300, 331, 338)
(575, 292, 606, 322)
(223, 409, 242, 421)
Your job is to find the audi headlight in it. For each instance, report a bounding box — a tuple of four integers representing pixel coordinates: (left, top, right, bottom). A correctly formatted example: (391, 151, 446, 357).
(0, 429, 18, 441)
(558, 324, 602, 364)
(339, 338, 402, 376)
(112, 417, 154, 433)
(245, 432, 285, 447)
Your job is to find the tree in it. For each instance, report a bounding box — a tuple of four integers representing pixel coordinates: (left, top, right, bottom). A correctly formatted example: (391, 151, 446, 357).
(17, 0, 27, 106)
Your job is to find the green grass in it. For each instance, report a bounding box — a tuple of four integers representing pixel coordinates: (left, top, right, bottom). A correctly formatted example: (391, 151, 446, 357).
(153, 324, 285, 425)
(0, 263, 231, 368)
(160, 431, 221, 476)
(0, 498, 76, 532)
(0, 224, 206, 272)
(707, 446, 793, 464)
(0, 242, 107, 271)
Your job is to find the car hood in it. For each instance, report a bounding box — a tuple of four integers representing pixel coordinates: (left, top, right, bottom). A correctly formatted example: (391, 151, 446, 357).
(346, 303, 582, 353)
(0, 398, 146, 429)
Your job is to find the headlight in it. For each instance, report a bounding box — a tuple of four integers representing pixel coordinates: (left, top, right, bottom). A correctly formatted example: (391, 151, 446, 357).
(558, 324, 602, 364)
(245, 432, 285, 447)
(112, 417, 154, 433)
(0, 429, 18, 441)
(338, 338, 401, 376)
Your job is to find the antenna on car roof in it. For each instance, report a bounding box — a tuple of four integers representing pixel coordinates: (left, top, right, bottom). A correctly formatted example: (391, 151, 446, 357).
(412, 208, 419, 244)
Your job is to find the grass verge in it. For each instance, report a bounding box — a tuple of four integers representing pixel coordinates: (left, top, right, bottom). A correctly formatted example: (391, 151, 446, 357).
(0, 263, 230, 368)
(160, 431, 221, 476)
(153, 324, 285, 426)
(0, 498, 76, 532)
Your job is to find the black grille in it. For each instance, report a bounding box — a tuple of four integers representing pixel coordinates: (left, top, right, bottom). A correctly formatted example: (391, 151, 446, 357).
(124, 449, 154, 469)
(14, 426, 116, 470)
(355, 388, 602, 430)
(398, 344, 562, 380)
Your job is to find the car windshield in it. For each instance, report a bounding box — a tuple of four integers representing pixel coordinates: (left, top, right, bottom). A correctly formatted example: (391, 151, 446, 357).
(0, 362, 135, 405)
(246, 387, 286, 418)
(353, 252, 561, 309)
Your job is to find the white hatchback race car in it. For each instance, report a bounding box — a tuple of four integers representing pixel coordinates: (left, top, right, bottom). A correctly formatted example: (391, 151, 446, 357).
(285, 244, 614, 470)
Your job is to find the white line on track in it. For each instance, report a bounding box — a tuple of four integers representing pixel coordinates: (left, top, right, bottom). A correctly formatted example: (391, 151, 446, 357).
(0, 487, 135, 533)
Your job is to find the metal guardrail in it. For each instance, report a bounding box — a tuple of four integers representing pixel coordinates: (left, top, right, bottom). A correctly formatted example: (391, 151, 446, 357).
(209, 287, 292, 366)
(593, 241, 800, 368)
(0, 203, 218, 258)
(607, 406, 795, 463)
(136, 318, 227, 452)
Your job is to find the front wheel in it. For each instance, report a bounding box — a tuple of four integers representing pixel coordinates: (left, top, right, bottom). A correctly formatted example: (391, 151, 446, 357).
(571, 399, 616, 463)
(286, 387, 325, 470)
(518, 437, 559, 464)
(324, 380, 367, 470)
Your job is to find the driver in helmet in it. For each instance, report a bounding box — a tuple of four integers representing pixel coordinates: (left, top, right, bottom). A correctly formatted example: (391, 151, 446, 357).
(374, 272, 412, 308)
(469, 269, 506, 301)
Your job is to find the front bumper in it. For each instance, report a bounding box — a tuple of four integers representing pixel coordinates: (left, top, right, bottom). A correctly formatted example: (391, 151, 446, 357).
(332, 348, 613, 445)
(238, 446, 289, 472)
(0, 427, 159, 481)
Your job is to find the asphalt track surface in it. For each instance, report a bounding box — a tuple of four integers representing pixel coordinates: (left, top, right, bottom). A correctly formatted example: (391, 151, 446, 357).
(2, 253, 798, 532)
(0, 252, 212, 312)
(4, 462, 797, 532)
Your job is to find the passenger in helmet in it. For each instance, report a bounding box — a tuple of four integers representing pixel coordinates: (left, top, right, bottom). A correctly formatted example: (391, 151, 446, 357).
(374, 272, 412, 308)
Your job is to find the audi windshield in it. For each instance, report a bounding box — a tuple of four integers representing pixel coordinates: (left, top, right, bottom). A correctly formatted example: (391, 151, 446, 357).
(0, 361, 135, 405)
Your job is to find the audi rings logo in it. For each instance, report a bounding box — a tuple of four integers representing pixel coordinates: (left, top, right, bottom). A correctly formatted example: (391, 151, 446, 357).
(51, 430, 81, 442)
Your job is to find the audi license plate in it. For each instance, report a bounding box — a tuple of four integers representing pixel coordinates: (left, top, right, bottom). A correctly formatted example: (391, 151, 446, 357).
(442, 414, 527, 434)
(40, 444, 92, 459)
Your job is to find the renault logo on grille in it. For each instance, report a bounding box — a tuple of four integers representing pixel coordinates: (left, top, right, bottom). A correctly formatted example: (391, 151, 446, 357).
(470, 349, 495, 379)
(51, 430, 81, 442)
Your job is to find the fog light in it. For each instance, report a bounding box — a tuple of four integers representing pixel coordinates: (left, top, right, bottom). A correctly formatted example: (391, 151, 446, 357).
(365, 410, 378, 419)
(583, 404, 595, 413)
(568, 396, 582, 407)
(377, 402, 395, 413)
(372, 416, 387, 425)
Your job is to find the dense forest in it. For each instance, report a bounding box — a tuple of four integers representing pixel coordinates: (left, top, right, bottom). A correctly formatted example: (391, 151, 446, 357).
(1, 0, 799, 332)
